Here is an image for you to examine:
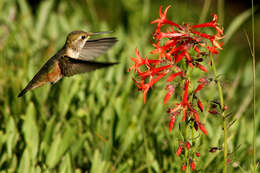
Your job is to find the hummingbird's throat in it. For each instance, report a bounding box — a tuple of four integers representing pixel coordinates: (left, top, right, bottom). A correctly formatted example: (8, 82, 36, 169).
(66, 48, 80, 59)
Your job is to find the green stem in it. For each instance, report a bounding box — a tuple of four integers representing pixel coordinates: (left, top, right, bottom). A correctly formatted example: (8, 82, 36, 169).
(251, 0, 256, 172)
(209, 54, 227, 173)
(185, 122, 190, 173)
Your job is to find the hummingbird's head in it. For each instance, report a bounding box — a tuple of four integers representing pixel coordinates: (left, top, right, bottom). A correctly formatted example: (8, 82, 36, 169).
(65, 30, 113, 50)
(66, 31, 90, 49)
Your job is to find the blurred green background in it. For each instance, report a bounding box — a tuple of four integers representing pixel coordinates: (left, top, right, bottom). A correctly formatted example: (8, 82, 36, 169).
(0, 0, 259, 172)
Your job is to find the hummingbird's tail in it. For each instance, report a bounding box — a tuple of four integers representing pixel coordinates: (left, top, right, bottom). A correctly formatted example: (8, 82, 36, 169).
(18, 70, 49, 97)
(18, 88, 28, 97)
(18, 82, 35, 97)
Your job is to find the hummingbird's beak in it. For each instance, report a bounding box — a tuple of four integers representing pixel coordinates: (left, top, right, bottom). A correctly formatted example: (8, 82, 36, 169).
(89, 31, 113, 36)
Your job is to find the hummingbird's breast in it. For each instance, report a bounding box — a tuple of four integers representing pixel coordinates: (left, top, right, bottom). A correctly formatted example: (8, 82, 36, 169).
(66, 48, 80, 59)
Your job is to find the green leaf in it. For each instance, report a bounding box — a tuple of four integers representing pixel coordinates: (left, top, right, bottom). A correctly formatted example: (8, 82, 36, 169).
(90, 150, 107, 173)
(22, 102, 39, 161)
(5, 117, 19, 157)
(46, 124, 76, 168)
(35, 0, 54, 40)
(59, 153, 72, 173)
(17, 149, 30, 173)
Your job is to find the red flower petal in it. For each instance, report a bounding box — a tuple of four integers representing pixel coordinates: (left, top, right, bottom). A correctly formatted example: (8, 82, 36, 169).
(197, 99, 204, 112)
(164, 85, 175, 104)
(196, 63, 208, 72)
(167, 71, 183, 82)
(175, 51, 186, 63)
(176, 145, 182, 156)
(182, 80, 189, 106)
(169, 114, 176, 131)
(194, 83, 206, 93)
(190, 160, 196, 170)
(198, 122, 208, 136)
(182, 164, 186, 171)
(186, 141, 191, 150)
(193, 111, 200, 122)
(209, 109, 218, 114)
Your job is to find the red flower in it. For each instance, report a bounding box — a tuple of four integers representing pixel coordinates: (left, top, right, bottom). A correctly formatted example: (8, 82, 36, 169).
(190, 159, 196, 170)
(196, 63, 208, 72)
(182, 164, 187, 171)
(196, 152, 201, 157)
(176, 145, 182, 156)
(167, 71, 183, 82)
(209, 109, 218, 114)
(182, 80, 189, 106)
(164, 85, 175, 104)
(151, 6, 181, 29)
(129, 48, 160, 72)
(169, 114, 176, 131)
(194, 83, 206, 93)
(197, 99, 203, 112)
(129, 5, 223, 139)
(186, 141, 191, 150)
(198, 122, 208, 136)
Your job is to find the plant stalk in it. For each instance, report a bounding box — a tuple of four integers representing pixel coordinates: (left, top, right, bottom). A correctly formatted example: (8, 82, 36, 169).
(209, 54, 227, 173)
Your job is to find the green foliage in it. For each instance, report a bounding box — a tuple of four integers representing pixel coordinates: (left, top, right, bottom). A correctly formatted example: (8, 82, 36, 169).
(0, 0, 259, 172)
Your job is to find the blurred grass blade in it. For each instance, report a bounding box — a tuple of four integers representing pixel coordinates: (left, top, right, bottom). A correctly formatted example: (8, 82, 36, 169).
(22, 102, 39, 161)
(35, 0, 54, 40)
(224, 8, 251, 44)
(6, 117, 19, 157)
(46, 124, 76, 168)
(18, 149, 30, 173)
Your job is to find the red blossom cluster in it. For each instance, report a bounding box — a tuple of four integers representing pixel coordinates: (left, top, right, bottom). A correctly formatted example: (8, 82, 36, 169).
(129, 6, 224, 171)
(176, 141, 201, 171)
(129, 5, 224, 136)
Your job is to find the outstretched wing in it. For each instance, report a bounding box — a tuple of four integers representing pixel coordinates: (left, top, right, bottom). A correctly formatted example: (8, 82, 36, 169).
(59, 56, 118, 77)
(77, 37, 117, 61)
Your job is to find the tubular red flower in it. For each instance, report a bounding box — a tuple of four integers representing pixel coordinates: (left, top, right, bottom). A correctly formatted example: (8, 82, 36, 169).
(167, 71, 183, 82)
(176, 145, 182, 156)
(175, 51, 186, 64)
(169, 114, 176, 131)
(190, 160, 196, 170)
(186, 141, 191, 150)
(196, 63, 208, 72)
(209, 109, 218, 114)
(164, 85, 175, 104)
(197, 98, 204, 112)
(151, 6, 181, 29)
(198, 122, 208, 136)
(196, 152, 201, 157)
(194, 83, 206, 93)
(182, 164, 186, 171)
(193, 111, 200, 122)
(182, 80, 189, 106)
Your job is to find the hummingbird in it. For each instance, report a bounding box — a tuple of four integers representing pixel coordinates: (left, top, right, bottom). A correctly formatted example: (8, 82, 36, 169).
(18, 30, 118, 97)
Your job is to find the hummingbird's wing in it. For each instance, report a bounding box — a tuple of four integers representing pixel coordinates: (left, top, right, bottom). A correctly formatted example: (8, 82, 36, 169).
(78, 37, 117, 61)
(59, 56, 118, 77)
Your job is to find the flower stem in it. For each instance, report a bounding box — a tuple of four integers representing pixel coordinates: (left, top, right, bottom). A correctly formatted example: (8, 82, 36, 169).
(209, 54, 227, 173)
(185, 122, 190, 173)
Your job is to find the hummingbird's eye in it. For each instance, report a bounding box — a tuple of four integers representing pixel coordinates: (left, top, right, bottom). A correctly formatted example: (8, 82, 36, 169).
(81, 35, 86, 40)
